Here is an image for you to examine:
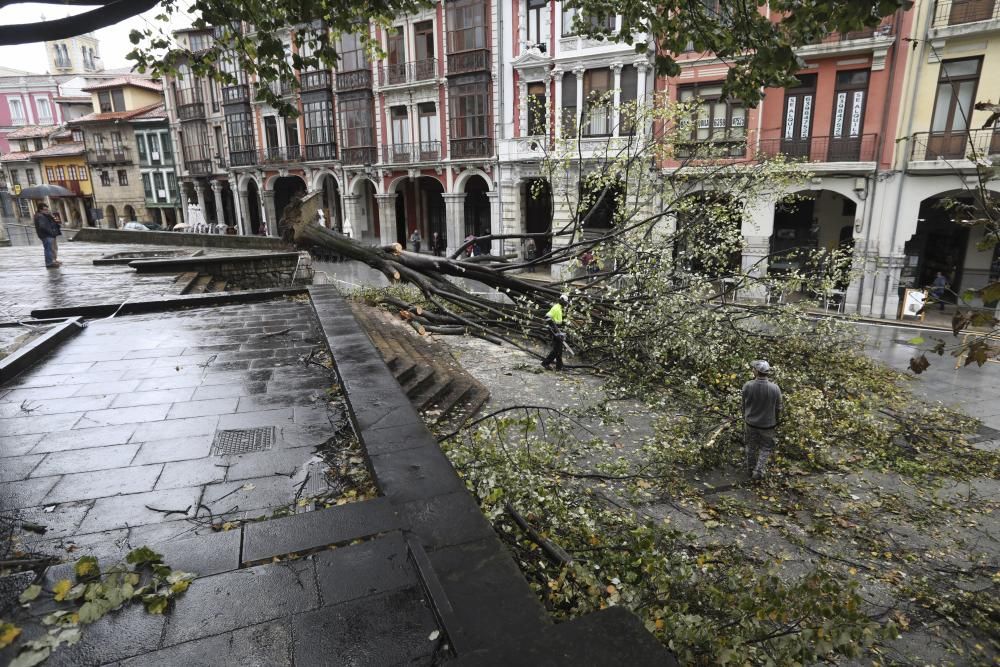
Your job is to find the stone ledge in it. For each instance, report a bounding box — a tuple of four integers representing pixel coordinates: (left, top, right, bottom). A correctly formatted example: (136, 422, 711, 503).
(30, 288, 307, 320)
(72, 227, 292, 251)
(0, 316, 84, 383)
(128, 252, 301, 273)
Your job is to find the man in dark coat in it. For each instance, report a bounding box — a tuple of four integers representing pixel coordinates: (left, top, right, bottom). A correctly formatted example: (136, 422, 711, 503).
(33, 203, 61, 268)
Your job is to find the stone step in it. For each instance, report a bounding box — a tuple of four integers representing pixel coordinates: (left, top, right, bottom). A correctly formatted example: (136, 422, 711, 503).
(174, 271, 199, 295)
(209, 279, 228, 293)
(391, 358, 418, 384)
(401, 364, 436, 397)
(185, 274, 213, 295)
(412, 377, 454, 412)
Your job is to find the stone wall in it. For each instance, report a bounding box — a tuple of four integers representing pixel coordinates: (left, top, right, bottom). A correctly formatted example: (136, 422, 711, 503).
(130, 252, 303, 289)
(73, 227, 292, 250)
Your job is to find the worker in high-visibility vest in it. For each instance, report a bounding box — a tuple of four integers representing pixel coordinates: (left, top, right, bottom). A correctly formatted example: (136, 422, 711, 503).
(541, 294, 569, 370)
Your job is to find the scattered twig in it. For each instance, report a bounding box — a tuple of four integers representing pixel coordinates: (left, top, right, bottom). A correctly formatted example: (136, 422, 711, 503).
(505, 501, 574, 566)
(144, 504, 191, 517)
(262, 327, 292, 338)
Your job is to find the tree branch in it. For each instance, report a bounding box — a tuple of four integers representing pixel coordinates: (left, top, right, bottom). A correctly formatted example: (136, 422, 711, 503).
(0, 0, 159, 46)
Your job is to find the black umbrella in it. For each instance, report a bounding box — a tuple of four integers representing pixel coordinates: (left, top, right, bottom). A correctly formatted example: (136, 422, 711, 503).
(17, 184, 75, 198)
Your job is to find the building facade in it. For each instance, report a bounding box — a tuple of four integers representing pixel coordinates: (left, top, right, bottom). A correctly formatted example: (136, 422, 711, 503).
(69, 76, 166, 227)
(131, 106, 182, 228)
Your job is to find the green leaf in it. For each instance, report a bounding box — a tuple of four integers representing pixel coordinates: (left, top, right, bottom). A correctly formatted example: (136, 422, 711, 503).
(18, 584, 42, 604)
(126, 546, 164, 567)
(0, 621, 21, 648)
(51, 579, 72, 602)
(9, 645, 50, 667)
(143, 594, 170, 615)
(981, 281, 1000, 304)
(907, 336, 924, 345)
(74, 555, 100, 581)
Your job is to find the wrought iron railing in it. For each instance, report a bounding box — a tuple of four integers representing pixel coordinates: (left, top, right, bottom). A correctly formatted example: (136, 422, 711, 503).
(336, 69, 372, 91)
(177, 102, 206, 121)
(341, 146, 378, 165)
(88, 148, 129, 164)
(300, 69, 333, 91)
(447, 49, 489, 75)
(808, 18, 895, 44)
(932, 0, 999, 28)
(381, 141, 441, 164)
(187, 159, 212, 175)
(758, 132, 878, 162)
(910, 129, 1000, 161)
(261, 145, 305, 163)
(221, 84, 250, 104)
(450, 137, 493, 159)
(254, 79, 295, 100)
(229, 149, 258, 167)
(380, 58, 438, 86)
(304, 142, 337, 161)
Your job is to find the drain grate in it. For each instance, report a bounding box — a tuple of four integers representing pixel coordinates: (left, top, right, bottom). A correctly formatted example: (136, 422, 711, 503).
(212, 426, 275, 455)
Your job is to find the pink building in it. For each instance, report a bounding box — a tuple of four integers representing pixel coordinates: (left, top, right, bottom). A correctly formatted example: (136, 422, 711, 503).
(0, 73, 66, 154)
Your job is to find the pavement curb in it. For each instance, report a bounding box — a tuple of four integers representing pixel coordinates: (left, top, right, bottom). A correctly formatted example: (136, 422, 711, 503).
(29, 287, 308, 320)
(0, 316, 85, 383)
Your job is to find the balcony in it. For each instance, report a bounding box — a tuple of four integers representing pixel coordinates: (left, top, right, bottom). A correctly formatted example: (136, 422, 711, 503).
(261, 145, 305, 163)
(381, 141, 442, 164)
(336, 69, 372, 92)
(304, 142, 337, 161)
(758, 132, 878, 163)
(254, 79, 295, 101)
(88, 148, 130, 165)
(177, 102, 206, 121)
(910, 129, 1000, 162)
(379, 59, 438, 86)
(228, 149, 258, 167)
(48, 179, 83, 196)
(450, 137, 493, 159)
(187, 159, 212, 175)
(808, 19, 895, 44)
(932, 0, 999, 28)
(447, 49, 490, 75)
(221, 84, 250, 105)
(54, 57, 72, 70)
(300, 69, 333, 92)
(341, 146, 377, 165)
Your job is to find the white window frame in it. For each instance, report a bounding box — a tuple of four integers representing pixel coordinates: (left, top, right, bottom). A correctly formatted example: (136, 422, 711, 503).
(8, 97, 25, 125)
(36, 97, 53, 124)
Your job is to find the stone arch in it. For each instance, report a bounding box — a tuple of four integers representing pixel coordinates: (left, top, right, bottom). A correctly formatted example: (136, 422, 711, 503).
(104, 204, 118, 227)
(348, 175, 380, 196)
(123, 204, 136, 221)
(311, 169, 342, 193)
(453, 168, 494, 193)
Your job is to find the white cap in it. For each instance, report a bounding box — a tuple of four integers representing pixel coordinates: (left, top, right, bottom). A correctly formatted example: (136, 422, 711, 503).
(751, 360, 771, 375)
(559, 293, 570, 303)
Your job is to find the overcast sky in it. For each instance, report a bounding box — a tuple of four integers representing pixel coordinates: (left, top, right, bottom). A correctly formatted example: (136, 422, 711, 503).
(0, 2, 192, 74)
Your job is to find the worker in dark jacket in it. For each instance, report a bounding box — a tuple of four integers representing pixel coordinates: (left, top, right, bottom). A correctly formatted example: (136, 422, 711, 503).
(541, 294, 569, 370)
(33, 203, 61, 268)
(741, 360, 782, 480)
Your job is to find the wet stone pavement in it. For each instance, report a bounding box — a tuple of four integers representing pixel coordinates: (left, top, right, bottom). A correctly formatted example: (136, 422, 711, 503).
(0, 240, 262, 321)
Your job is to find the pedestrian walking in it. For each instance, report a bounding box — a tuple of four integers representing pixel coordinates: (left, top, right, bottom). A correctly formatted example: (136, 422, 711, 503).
(931, 272, 948, 311)
(541, 294, 569, 371)
(33, 203, 61, 268)
(431, 232, 443, 256)
(410, 228, 422, 253)
(741, 360, 782, 480)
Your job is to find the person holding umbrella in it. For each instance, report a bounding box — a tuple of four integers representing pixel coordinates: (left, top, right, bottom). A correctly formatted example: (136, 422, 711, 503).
(33, 203, 61, 268)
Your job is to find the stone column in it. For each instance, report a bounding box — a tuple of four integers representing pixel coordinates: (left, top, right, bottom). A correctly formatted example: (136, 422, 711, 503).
(553, 69, 564, 141)
(874, 254, 906, 320)
(573, 67, 585, 136)
(486, 190, 502, 256)
(375, 193, 397, 246)
(195, 184, 208, 226)
(211, 180, 225, 226)
(237, 189, 250, 235)
(611, 63, 622, 138)
(740, 197, 777, 302)
(341, 194, 358, 238)
(635, 62, 649, 107)
(549, 181, 577, 281)
(262, 190, 277, 236)
(77, 197, 88, 227)
(442, 192, 466, 257)
(500, 179, 522, 259)
(518, 79, 528, 137)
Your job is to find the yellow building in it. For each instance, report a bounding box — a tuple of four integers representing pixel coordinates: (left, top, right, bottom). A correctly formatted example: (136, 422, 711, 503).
(34, 134, 93, 227)
(867, 0, 1000, 318)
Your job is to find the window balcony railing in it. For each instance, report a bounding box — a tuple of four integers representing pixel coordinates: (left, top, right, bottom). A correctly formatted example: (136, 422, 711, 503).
(177, 102, 206, 121)
(910, 128, 1000, 161)
(229, 149, 259, 167)
(49, 179, 83, 196)
(932, 0, 999, 28)
(254, 79, 295, 101)
(336, 69, 373, 92)
(221, 84, 250, 105)
(187, 159, 212, 175)
(447, 49, 490, 75)
(341, 146, 378, 165)
(54, 57, 72, 69)
(261, 145, 305, 163)
(300, 69, 333, 92)
(807, 18, 895, 44)
(381, 141, 442, 164)
(304, 142, 337, 161)
(379, 58, 438, 86)
(215, 154, 227, 169)
(450, 137, 493, 159)
(88, 148, 130, 164)
(758, 132, 878, 162)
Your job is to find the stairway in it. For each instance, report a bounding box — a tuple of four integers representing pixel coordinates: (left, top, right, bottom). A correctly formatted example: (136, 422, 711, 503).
(351, 303, 490, 428)
(173, 272, 233, 295)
